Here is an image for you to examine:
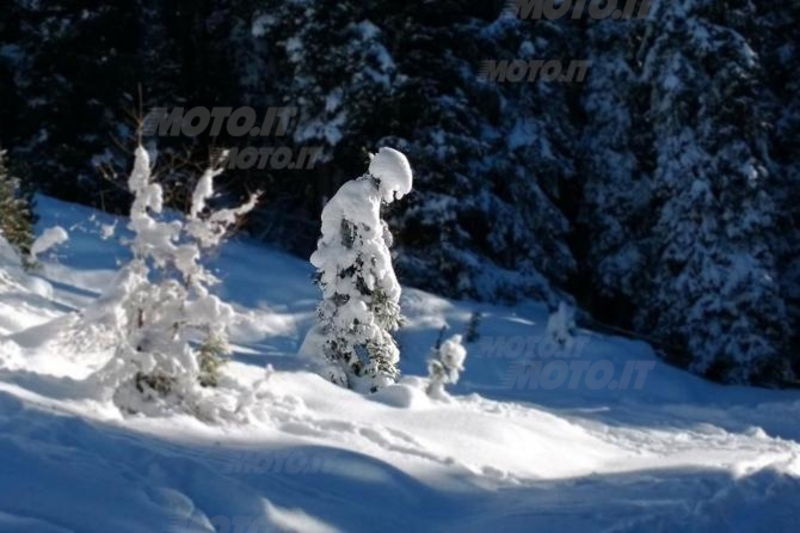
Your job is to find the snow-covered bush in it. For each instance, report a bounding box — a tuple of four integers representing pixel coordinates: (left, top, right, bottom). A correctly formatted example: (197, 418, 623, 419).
(0, 149, 37, 266)
(300, 147, 412, 392)
(546, 302, 577, 348)
(426, 334, 467, 399)
(92, 145, 259, 416)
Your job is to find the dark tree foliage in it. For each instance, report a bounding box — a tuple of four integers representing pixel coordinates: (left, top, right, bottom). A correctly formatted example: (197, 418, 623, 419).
(0, 0, 797, 384)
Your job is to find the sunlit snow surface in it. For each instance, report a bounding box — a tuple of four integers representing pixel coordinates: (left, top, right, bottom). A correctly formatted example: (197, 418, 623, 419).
(0, 196, 799, 532)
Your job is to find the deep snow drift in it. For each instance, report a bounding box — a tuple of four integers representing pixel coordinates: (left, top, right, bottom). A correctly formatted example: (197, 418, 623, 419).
(0, 196, 799, 532)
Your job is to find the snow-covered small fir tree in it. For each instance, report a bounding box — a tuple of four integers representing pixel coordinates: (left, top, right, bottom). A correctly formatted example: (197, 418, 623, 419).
(546, 301, 577, 348)
(426, 334, 467, 400)
(92, 145, 259, 416)
(300, 147, 412, 392)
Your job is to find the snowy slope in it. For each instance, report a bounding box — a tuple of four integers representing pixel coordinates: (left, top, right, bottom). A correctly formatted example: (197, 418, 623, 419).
(0, 196, 799, 532)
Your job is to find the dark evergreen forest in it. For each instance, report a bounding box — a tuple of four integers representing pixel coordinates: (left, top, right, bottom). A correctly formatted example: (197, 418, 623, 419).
(1, 0, 798, 384)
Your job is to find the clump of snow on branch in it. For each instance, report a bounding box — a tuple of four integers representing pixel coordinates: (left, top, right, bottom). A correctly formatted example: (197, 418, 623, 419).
(426, 334, 467, 400)
(89, 145, 259, 418)
(368, 146, 413, 203)
(300, 147, 412, 392)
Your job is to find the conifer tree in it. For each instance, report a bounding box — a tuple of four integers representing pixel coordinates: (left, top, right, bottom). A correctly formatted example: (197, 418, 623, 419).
(634, 0, 791, 382)
(92, 146, 259, 416)
(383, 5, 579, 303)
(426, 333, 467, 399)
(577, 16, 652, 302)
(300, 147, 412, 392)
(249, 0, 396, 165)
(754, 1, 800, 365)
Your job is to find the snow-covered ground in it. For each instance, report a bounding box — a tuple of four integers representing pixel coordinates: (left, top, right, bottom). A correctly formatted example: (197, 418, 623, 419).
(1, 196, 799, 532)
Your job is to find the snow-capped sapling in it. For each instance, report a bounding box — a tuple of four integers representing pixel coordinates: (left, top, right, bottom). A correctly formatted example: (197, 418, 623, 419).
(426, 334, 467, 399)
(546, 301, 577, 348)
(300, 147, 413, 392)
(93, 146, 259, 416)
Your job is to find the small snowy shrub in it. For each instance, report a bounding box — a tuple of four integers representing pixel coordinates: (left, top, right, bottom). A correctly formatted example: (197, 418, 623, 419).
(300, 147, 413, 392)
(426, 334, 467, 399)
(93, 146, 258, 416)
(546, 301, 577, 348)
(0, 149, 37, 265)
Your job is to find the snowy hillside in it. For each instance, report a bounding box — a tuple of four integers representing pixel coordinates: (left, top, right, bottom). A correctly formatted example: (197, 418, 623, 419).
(1, 196, 799, 532)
